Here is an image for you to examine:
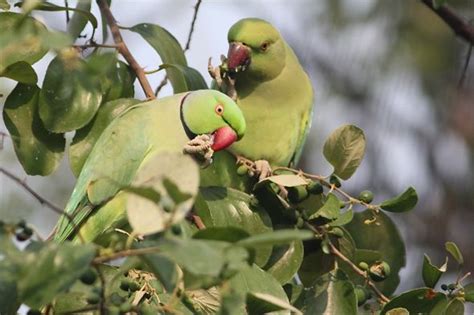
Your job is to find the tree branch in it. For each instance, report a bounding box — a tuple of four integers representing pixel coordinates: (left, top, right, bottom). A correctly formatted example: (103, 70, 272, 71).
(97, 0, 156, 99)
(421, 0, 474, 45)
(0, 167, 62, 214)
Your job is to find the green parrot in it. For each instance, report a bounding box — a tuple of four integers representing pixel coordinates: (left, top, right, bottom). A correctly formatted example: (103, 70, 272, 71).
(214, 18, 314, 170)
(53, 90, 246, 243)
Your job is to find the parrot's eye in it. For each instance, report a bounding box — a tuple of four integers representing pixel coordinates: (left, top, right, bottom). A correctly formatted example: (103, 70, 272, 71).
(215, 104, 224, 116)
(260, 41, 270, 52)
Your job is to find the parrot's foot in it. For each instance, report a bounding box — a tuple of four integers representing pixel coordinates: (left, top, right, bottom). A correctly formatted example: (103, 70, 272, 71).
(208, 57, 238, 101)
(183, 134, 214, 167)
(236, 156, 272, 182)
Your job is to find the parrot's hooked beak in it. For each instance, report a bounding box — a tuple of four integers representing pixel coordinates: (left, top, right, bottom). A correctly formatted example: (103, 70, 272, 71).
(210, 126, 238, 151)
(227, 42, 251, 73)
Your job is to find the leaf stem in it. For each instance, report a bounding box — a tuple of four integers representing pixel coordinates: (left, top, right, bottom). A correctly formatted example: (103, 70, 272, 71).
(97, 0, 156, 99)
(93, 246, 161, 264)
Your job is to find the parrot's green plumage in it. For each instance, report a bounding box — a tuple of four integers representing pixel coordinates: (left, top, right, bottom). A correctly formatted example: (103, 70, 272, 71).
(54, 90, 245, 242)
(224, 18, 314, 167)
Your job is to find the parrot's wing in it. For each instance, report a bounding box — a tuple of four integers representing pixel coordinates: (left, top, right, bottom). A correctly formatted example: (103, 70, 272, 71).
(54, 104, 152, 242)
(290, 94, 314, 167)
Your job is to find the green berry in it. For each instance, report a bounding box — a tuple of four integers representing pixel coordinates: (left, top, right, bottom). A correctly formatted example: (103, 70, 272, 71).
(107, 306, 120, 315)
(110, 292, 125, 306)
(354, 286, 369, 306)
(129, 281, 140, 292)
(358, 262, 369, 271)
(27, 310, 42, 315)
(448, 283, 456, 290)
(329, 175, 341, 188)
(119, 301, 133, 313)
(86, 292, 100, 304)
(17, 219, 26, 228)
(120, 279, 132, 291)
(140, 303, 156, 315)
(307, 181, 323, 194)
(288, 186, 309, 203)
(171, 224, 182, 235)
(80, 268, 97, 285)
(358, 190, 374, 203)
(330, 227, 344, 237)
(441, 284, 448, 291)
(369, 261, 391, 282)
(16, 231, 31, 241)
(236, 164, 248, 176)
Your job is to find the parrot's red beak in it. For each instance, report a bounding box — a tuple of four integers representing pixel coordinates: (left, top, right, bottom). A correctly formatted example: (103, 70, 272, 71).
(211, 126, 237, 151)
(227, 42, 251, 73)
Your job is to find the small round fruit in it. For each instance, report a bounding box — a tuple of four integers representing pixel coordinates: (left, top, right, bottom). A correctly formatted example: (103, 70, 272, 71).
(86, 292, 100, 304)
(119, 302, 133, 313)
(307, 181, 323, 194)
(329, 175, 341, 188)
(441, 284, 448, 291)
(27, 310, 42, 315)
(128, 281, 140, 292)
(140, 303, 156, 315)
(354, 286, 369, 306)
(16, 231, 31, 241)
(288, 186, 309, 203)
(448, 283, 456, 290)
(236, 165, 248, 176)
(358, 190, 374, 203)
(330, 227, 344, 237)
(120, 279, 132, 291)
(17, 219, 26, 228)
(171, 224, 182, 235)
(369, 261, 391, 282)
(358, 262, 369, 271)
(80, 268, 97, 285)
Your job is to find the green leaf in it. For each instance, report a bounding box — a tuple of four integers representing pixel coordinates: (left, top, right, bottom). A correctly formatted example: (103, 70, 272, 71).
(237, 229, 313, 248)
(126, 153, 199, 235)
(0, 61, 37, 84)
(464, 283, 474, 302)
(140, 253, 178, 293)
(264, 241, 304, 285)
(69, 98, 140, 176)
(39, 56, 102, 132)
(3, 83, 65, 175)
(248, 292, 302, 315)
(283, 283, 306, 309)
(422, 254, 447, 288)
(329, 209, 353, 226)
(299, 240, 335, 287)
(0, 12, 48, 72)
(130, 23, 207, 92)
(195, 187, 273, 267)
(263, 174, 308, 187)
(323, 124, 366, 180)
(304, 269, 357, 315)
(22, 1, 98, 30)
(380, 187, 418, 213)
(18, 242, 97, 309)
(159, 64, 208, 93)
(381, 288, 447, 314)
(0, 0, 10, 10)
(102, 61, 136, 102)
(229, 264, 290, 314)
(343, 209, 405, 295)
(67, 0, 92, 39)
(445, 298, 464, 315)
(445, 241, 464, 265)
(308, 193, 340, 220)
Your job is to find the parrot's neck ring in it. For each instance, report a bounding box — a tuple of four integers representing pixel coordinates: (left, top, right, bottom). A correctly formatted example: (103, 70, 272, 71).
(179, 92, 197, 140)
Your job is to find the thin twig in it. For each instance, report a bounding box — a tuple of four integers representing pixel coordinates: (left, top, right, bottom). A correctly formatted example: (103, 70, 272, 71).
(184, 0, 202, 52)
(97, 0, 156, 99)
(458, 43, 472, 88)
(0, 167, 62, 213)
(73, 43, 119, 50)
(94, 265, 107, 314)
(93, 246, 161, 264)
(0, 167, 85, 243)
(64, 0, 70, 24)
(154, 75, 169, 96)
(303, 222, 390, 303)
(421, 0, 474, 45)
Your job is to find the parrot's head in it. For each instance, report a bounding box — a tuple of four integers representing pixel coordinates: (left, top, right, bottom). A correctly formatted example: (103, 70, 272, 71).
(180, 90, 246, 151)
(227, 18, 286, 81)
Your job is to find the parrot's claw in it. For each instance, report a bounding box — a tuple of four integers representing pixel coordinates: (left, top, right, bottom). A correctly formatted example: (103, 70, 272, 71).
(236, 156, 272, 182)
(183, 134, 214, 168)
(208, 56, 238, 101)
